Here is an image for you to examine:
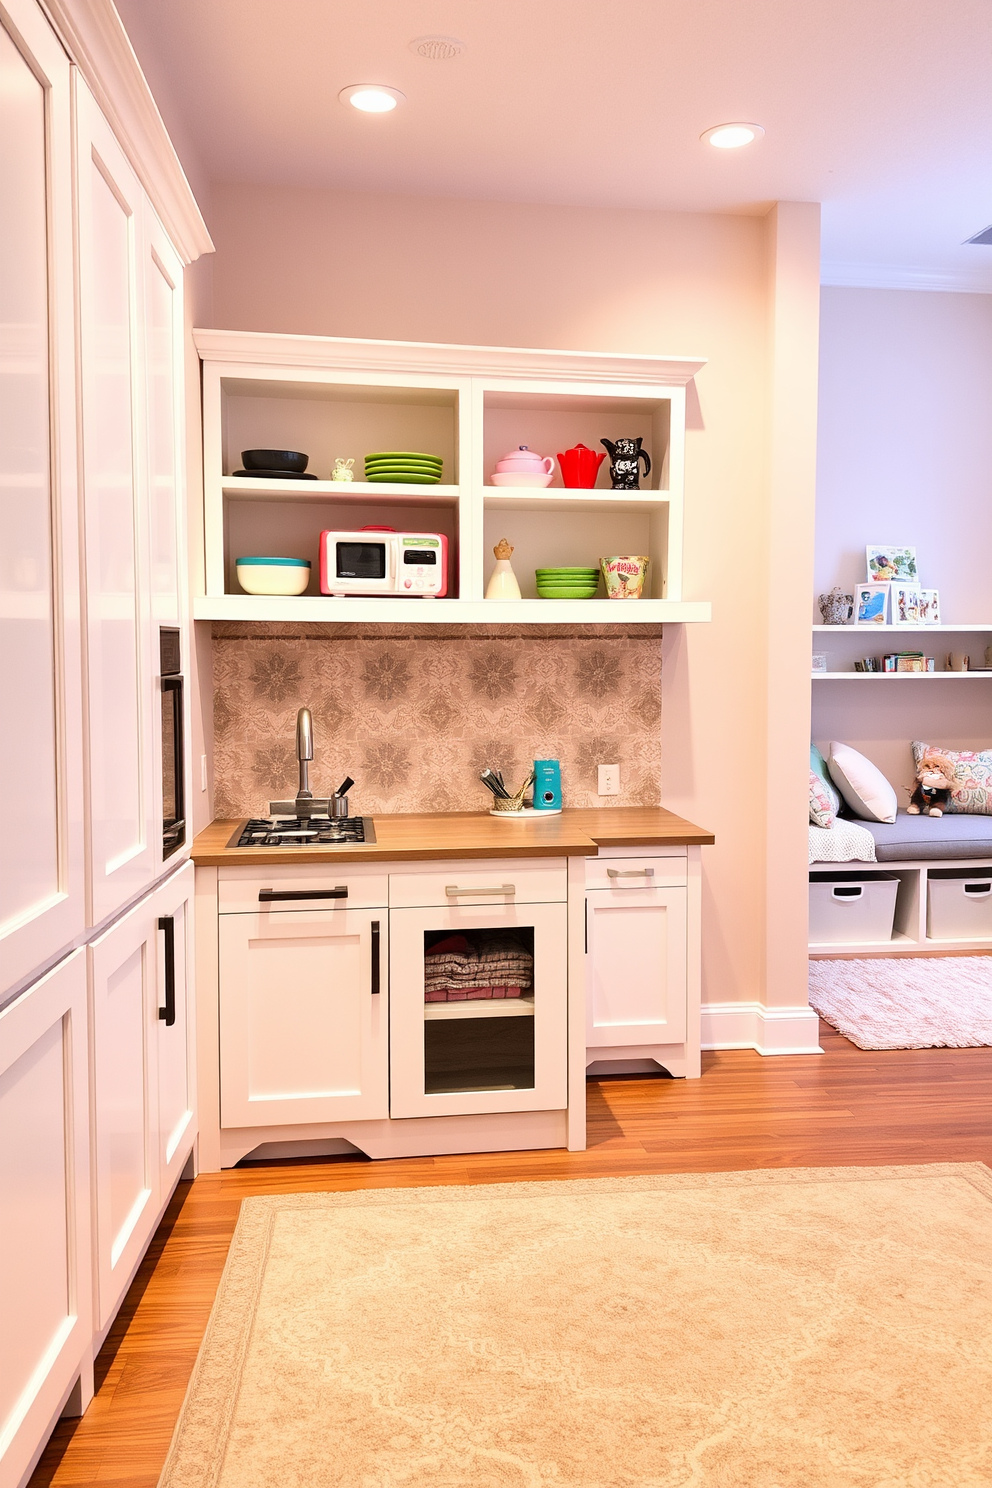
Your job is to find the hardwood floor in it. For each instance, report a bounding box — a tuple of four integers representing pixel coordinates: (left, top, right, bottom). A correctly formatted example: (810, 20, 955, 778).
(30, 1022, 992, 1488)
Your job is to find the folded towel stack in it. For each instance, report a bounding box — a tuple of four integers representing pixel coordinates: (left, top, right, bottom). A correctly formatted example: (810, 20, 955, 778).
(424, 932, 533, 1004)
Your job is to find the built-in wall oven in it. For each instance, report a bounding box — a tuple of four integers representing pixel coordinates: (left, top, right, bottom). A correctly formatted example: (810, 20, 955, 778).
(160, 628, 185, 859)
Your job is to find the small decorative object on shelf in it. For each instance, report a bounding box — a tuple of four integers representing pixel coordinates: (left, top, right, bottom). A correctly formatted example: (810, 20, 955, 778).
(854, 657, 881, 671)
(818, 587, 854, 624)
(947, 651, 970, 672)
(557, 443, 606, 488)
(485, 538, 522, 600)
(892, 584, 923, 625)
(866, 545, 916, 582)
(811, 652, 828, 673)
(330, 457, 355, 482)
(855, 582, 889, 625)
(491, 446, 554, 488)
(601, 436, 651, 490)
(920, 589, 941, 624)
(602, 555, 649, 599)
(906, 749, 956, 816)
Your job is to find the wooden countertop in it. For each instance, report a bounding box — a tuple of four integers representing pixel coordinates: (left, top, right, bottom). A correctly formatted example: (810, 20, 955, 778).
(191, 807, 714, 867)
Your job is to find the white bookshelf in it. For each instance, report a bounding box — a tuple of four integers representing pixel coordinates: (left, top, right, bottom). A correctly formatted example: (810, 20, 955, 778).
(194, 330, 712, 626)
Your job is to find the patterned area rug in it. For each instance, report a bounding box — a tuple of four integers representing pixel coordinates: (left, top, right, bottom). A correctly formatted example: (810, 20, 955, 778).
(160, 1168, 992, 1488)
(809, 955, 992, 1049)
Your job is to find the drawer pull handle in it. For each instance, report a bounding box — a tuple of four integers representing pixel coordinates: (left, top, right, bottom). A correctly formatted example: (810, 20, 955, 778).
(371, 920, 381, 994)
(258, 887, 348, 902)
(157, 915, 176, 1027)
(964, 883, 991, 895)
(445, 884, 515, 896)
(832, 886, 862, 900)
(606, 868, 655, 879)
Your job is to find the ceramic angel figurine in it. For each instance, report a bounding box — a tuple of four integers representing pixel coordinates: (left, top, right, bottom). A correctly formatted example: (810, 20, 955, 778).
(485, 538, 521, 600)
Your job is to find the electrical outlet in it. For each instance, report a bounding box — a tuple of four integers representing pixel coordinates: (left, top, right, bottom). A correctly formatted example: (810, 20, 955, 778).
(598, 763, 620, 796)
(200, 754, 208, 792)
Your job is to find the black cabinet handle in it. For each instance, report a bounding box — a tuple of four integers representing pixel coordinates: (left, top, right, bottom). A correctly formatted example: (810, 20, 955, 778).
(158, 915, 176, 1027)
(371, 919, 380, 994)
(258, 887, 348, 902)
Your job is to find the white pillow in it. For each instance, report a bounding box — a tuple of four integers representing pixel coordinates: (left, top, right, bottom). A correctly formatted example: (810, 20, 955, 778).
(827, 743, 898, 824)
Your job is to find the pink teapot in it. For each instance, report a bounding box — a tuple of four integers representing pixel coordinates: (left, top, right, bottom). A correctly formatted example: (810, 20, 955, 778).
(495, 445, 555, 476)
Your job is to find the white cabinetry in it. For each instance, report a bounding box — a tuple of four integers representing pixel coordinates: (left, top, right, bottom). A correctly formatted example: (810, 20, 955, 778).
(0, 951, 92, 1488)
(585, 852, 701, 1078)
(218, 891, 388, 1128)
(88, 862, 194, 1336)
(0, 0, 85, 992)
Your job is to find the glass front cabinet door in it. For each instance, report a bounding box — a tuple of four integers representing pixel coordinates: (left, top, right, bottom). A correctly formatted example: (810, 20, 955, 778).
(389, 897, 568, 1119)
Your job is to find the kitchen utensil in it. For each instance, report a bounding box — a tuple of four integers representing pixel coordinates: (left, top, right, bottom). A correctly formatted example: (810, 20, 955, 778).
(489, 471, 554, 488)
(486, 538, 522, 600)
(533, 759, 561, 811)
(365, 471, 443, 484)
(490, 771, 535, 812)
(558, 443, 606, 488)
(494, 446, 555, 479)
(365, 454, 442, 466)
(236, 556, 311, 595)
(535, 567, 599, 575)
(233, 469, 318, 480)
(601, 437, 651, 490)
(601, 555, 649, 599)
(365, 450, 442, 462)
(480, 769, 510, 799)
(241, 449, 309, 473)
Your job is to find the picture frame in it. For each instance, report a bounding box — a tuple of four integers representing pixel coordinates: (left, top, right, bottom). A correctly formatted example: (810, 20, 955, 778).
(919, 588, 941, 625)
(854, 581, 890, 625)
(866, 545, 918, 583)
(892, 584, 923, 625)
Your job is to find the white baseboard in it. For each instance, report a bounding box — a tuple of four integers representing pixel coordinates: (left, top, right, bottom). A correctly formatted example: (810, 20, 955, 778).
(701, 1001, 823, 1055)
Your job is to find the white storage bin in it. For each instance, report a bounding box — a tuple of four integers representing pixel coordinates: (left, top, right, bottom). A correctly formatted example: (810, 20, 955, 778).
(926, 867, 992, 941)
(809, 871, 900, 946)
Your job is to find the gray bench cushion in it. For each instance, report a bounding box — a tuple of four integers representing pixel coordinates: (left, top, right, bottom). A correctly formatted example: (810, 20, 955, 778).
(860, 809, 992, 861)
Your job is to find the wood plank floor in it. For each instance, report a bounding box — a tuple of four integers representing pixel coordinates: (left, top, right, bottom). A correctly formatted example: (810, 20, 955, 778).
(30, 1022, 992, 1488)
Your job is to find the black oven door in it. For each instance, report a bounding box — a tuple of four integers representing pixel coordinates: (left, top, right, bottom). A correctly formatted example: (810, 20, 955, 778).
(162, 675, 185, 857)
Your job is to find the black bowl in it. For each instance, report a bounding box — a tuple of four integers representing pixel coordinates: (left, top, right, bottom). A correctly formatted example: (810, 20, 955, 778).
(241, 449, 309, 474)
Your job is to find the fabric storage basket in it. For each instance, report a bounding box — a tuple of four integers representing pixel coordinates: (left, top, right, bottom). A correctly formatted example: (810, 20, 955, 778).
(926, 866, 992, 941)
(809, 871, 900, 946)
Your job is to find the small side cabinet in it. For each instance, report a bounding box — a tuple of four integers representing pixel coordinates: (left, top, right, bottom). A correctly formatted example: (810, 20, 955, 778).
(585, 852, 700, 1078)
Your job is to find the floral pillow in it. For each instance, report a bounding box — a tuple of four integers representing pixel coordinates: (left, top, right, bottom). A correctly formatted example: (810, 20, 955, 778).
(911, 741, 992, 815)
(809, 769, 836, 828)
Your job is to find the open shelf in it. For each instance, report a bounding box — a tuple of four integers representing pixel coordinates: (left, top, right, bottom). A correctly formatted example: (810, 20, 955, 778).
(813, 623, 992, 632)
(483, 488, 668, 513)
(222, 477, 460, 501)
(424, 996, 535, 1021)
(813, 671, 992, 679)
(193, 594, 711, 624)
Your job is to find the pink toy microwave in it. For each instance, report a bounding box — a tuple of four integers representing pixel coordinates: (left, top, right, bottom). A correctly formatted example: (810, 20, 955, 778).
(319, 527, 448, 597)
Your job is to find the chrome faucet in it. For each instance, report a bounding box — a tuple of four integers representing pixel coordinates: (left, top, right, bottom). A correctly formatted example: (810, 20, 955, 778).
(296, 706, 314, 802)
(269, 708, 355, 819)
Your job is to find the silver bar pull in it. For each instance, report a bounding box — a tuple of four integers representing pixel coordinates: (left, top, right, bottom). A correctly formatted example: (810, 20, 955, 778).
(445, 884, 515, 896)
(606, 868, 655, 879)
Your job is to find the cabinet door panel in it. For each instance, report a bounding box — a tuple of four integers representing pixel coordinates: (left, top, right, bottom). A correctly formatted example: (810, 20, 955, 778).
(219, 909, 387, 1126)
(152, 863, 195, 1189)
(76, 82, 155, 925)
(89, 905, 158, 1331)
(141, 210, 185, 629)
(586, 887, 687, 1047)
(0, 0, 84, 991)
(0, 950, 91, 1488)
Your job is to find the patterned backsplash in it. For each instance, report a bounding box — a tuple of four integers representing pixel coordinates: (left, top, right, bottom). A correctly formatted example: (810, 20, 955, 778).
(211, 623, 663, 818)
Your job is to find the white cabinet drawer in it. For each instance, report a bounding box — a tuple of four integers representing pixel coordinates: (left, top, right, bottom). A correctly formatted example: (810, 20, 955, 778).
(389, 859, 567, 908)
(218, 866, 388, 913)
(585, 855, 686, 890)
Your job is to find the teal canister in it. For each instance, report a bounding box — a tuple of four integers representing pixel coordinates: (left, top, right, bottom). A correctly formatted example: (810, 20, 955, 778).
(533, 759, 562, 811)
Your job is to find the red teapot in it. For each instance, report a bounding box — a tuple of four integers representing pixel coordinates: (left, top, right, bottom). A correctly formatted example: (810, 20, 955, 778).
(557, 442, 606, 489)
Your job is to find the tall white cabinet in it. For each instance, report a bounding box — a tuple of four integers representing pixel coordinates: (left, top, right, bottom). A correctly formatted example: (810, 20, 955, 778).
(0, 0, 85, 993)
(0, 2, 210, 1483)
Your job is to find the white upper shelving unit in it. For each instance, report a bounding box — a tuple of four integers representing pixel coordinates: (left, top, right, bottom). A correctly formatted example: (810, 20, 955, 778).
(193, 329, 711, 626)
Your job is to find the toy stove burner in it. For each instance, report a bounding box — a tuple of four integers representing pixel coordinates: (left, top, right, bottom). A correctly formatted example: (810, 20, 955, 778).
(230, 816, 376, 848)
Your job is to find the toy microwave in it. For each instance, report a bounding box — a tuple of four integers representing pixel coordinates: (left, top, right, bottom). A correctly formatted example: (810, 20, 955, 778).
(319, 528, 448, 597)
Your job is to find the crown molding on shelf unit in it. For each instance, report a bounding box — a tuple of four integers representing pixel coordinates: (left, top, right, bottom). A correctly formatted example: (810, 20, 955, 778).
(194, 328, 706, 387)
(41, 0, 213, 264)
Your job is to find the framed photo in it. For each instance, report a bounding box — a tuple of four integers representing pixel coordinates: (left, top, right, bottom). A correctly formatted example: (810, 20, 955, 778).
(892, 584, 923, 625)
(854, 582, 890, 625)
(919, 588, 941, 625)
(866, 545, 918, 582)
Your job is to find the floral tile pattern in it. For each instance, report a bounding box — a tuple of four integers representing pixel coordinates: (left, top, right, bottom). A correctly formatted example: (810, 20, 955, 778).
(212, 628, 663, 818)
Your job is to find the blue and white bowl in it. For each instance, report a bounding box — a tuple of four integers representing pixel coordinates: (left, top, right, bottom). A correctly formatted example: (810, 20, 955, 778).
(236, 556, 311, 596)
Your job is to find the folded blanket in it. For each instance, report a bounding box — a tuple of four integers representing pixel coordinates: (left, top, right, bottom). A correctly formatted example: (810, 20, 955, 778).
(424, 931, 534, 999)
(809, 820, 877, 865)
(425, 986, 524, 1003)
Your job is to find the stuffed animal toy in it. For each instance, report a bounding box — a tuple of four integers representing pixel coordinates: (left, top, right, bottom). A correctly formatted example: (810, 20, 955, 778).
(906, 749, 956, 817)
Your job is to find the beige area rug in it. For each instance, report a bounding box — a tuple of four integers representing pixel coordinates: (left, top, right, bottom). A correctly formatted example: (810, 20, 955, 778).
(161, 1167, 992, 1488)
(809, 955, 992, 1049)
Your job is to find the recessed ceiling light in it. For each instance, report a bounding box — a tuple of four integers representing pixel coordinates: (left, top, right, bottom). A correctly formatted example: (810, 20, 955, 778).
(339, 84, 406, 114)
(701, 122, 764, 150)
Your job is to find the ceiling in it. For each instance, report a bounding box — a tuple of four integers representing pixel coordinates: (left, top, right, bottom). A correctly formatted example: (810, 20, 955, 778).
(114, 0, 992, 291)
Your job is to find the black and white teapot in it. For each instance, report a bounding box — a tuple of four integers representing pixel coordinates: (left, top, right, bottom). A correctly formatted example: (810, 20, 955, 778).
(601, 436, 651, 491)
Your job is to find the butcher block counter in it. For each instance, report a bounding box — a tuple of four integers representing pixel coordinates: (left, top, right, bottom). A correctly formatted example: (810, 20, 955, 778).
(191, 805, 714, 866)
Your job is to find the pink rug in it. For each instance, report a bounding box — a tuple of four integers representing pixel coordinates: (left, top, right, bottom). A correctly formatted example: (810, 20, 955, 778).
(808, 956, 992, 1049)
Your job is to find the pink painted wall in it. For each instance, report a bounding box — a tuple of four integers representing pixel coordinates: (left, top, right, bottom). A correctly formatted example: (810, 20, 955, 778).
(202, 185, 816, 1016)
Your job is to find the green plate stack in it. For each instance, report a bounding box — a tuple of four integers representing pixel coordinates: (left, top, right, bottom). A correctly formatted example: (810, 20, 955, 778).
(364, 451, 443, 484)
(535, 566, 600, 598)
